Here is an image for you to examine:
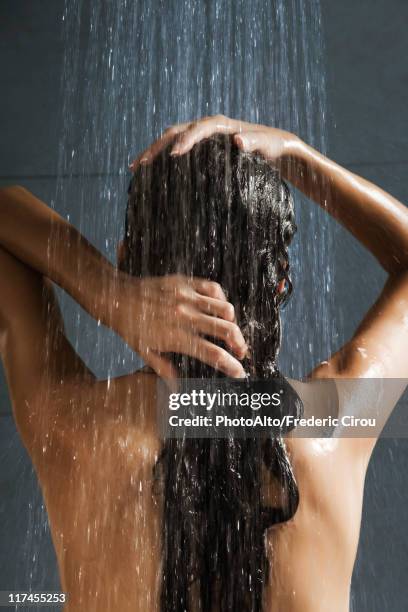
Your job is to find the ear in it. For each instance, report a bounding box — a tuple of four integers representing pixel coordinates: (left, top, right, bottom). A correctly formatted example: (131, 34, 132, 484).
(277, 278, 286, 294)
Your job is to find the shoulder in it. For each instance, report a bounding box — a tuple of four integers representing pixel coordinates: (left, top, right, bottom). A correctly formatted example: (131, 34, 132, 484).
(287, 372, 407, 465)
(24, 370, 160, 458)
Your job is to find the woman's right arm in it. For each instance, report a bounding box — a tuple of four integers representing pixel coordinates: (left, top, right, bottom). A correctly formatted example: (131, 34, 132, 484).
(133, 116, 408, 384)
(136, 115, 408, 451)
(274, 137, 408, 378)
(134, 115, 408, 277)
(279, 138, 408, 276)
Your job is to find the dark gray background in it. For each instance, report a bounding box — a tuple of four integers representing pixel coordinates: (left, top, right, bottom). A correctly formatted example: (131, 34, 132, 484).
(0, 1, 407, 611)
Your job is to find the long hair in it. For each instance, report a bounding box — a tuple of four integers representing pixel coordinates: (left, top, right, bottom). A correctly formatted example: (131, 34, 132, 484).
(122, 135, 301, 611)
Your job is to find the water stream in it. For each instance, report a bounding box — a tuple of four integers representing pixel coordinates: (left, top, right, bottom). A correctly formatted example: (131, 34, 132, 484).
(55, 0, 336, 379)
(19, 0, 341, 604)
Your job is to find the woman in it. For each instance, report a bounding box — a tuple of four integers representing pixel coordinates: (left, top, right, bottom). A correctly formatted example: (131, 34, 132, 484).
(0, 115, 407, 611)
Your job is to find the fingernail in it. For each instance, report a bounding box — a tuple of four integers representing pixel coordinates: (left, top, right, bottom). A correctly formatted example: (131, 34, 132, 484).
(139, 157, 148, 164)
(170, 147, 180, 156)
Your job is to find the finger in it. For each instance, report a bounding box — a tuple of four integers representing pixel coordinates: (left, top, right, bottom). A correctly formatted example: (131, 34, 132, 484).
(234, 131, 283, 162)
(144, 326, 246, 377)
(141, 274, 238, 328)
(171, 115, 241, 156)
(139, 347, 178, 380)
(158, 277, 231, 315)
(151, 280, 235, 321)
(129, 123, 191, 170)
(129, 132, 176, 169)
(233, 131, 265, 152)
(181, 310, 247, 358)
(191, 278, 227, 301)
(194, 294, 235, 322)
(182, 337, 246, 378)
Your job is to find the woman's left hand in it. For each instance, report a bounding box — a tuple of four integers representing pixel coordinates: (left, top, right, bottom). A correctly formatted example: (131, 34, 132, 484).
(129, 114, 299, 170)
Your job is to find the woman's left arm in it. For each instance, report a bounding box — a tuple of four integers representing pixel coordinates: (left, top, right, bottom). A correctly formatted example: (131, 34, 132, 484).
(0, 186, 247, 400)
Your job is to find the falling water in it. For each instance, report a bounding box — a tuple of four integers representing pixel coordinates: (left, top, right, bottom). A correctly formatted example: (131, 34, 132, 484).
(55, 0, 336, 379)
(17, 0, 340, 605)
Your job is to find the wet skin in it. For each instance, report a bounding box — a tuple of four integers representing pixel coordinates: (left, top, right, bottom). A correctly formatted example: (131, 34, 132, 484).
(1, 115, 408, 611)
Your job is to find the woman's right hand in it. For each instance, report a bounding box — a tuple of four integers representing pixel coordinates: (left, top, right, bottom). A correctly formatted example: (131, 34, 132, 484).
(129, 115, 302, 170)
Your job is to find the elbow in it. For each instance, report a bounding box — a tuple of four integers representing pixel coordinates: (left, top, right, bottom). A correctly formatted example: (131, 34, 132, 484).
(0, 186, 30, 220)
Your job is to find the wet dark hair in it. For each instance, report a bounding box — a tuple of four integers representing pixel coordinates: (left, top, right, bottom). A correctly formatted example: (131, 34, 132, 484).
(122, 135, 301, 611)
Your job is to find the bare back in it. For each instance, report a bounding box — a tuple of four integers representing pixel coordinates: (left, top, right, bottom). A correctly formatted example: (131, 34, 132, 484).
(2, 170, 408, 611)
(22, 371, 369, 612)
